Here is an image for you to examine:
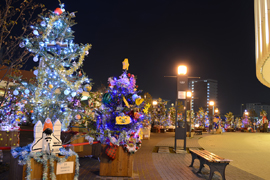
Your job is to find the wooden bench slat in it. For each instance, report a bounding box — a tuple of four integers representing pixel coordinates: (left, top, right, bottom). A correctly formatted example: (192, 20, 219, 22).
(192, 150, 224, 162)
(189, 149, 232, 163)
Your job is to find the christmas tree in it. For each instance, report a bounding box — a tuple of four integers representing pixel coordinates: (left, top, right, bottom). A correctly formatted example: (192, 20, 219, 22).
(96, 59, 145, 154)
(15, 4, 92, 130)
(0, 92, 27, 130)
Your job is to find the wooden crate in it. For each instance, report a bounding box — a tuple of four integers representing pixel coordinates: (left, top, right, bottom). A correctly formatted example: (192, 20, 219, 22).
(0, 130, 19, 147)
(142, 127, 151, 140)
(9, 154, 76, 180)
(76, 141, 101, 158)
(71, 126, 85, 152)
(100, 145, 133, 177)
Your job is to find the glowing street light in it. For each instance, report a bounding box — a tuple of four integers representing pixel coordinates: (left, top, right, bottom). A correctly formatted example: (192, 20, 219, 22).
(209, 101, 215, 106)
(178, 65, 187, 75)
(209, 101, 215, 132)
(187, 91, 192, 98)
(153, 100, 158, 106)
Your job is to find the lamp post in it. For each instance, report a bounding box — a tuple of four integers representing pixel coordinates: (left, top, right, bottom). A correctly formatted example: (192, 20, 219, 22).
(165, 65, 199, 152)
(186, 91, 192, 137)
(214, 108, 219, 130)
(152, 100, 158, 125)
(174, 65, 188, 152)
(209, 101, 215, 133)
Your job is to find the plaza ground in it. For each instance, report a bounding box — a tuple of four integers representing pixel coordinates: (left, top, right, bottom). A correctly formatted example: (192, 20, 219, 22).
(1, 131, 270, 179)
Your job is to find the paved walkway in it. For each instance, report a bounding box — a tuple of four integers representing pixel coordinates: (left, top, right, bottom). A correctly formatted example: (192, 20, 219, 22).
(0, 131, 267, 179)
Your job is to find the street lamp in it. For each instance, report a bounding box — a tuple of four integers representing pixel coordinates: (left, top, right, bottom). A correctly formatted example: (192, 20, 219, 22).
(209, 101, 215, 132)
(153, 100, 158, 106)
(186, 91, 192, 137)
(175, 65, 188, 151)
(178, 65, 187, 75)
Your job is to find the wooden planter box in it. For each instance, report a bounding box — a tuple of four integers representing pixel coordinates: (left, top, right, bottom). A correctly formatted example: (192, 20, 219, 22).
(71, 127, 86, 153)
(9, 154, 76, 180)
(77, 142, 101, 158)
(62, 130, 100, 158)
(151, 127, 159, 133)
(142, 127, 151, 140)
(167, 128, 175, 132)
(0, 130, 19, 147)
(100, 145, 133, 177)
(160, 129, 167, 133)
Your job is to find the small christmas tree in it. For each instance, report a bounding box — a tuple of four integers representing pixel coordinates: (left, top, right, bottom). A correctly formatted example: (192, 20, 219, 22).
(0, 92, 27, 130)
(14, 4, 92, 130)
(96, 59, 145, 154)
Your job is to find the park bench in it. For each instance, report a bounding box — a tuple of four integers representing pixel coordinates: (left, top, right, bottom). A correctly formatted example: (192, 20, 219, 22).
(189, 149, 232, 180)
(194, 130, 202, 135)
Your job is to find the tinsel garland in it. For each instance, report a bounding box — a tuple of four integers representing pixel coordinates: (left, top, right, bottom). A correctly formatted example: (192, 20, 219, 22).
(58, 71, 87, 90)
(65, 44, 92, 75)
(11, 145, 79, 180)
(42, 15, 60, 40)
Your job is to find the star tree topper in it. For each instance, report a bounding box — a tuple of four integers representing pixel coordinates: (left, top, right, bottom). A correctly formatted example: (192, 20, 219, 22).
(122, 58, 129, 70)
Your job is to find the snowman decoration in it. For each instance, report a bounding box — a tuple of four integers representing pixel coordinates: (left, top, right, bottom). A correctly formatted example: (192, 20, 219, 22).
(31, 118, 62, 154)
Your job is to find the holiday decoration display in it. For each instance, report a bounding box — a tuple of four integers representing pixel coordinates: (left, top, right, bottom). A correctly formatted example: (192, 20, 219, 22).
(96, 59, 144, 154)
(0, 90, 28, 131)
(14, 3, 93, 130)
(31, 118, 62, 154)
(115, 116, 131, 125)
(122, 58, 129, 70)
(11, 118, 79, 180)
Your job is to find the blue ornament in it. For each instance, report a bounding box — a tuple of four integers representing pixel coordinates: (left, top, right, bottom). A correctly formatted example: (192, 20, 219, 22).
(61, 108, 65, 112)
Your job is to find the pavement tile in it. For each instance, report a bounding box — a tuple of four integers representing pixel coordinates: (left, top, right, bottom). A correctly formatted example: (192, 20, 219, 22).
(0, 131, 267, 179)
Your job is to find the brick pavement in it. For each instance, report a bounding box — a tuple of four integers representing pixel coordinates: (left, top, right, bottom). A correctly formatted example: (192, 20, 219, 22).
(0, 130, 266, 180)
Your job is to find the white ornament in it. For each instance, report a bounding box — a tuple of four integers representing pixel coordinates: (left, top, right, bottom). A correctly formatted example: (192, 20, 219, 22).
(19, 42, 25, 48)
(33, 30, 39, 36)
(25, 89, 30, 94)
(33, 70, 38, 76)
(40, 21, 46, 27)
(13, 90, 19, 95)
(33, 56, 39, 62)
(71, 92, 76, 97)
(64, 89, 70, 95)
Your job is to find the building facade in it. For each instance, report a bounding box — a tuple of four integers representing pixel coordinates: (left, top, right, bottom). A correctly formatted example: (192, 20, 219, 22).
(189, 79, 218, 113)
(245, 102, 270, 120)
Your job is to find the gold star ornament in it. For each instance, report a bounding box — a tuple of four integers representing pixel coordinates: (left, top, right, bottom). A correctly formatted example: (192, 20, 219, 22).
(122, 58, 129, 70)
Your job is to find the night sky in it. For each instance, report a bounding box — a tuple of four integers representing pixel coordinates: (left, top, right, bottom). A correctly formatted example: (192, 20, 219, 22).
(34, 0, 268, 116)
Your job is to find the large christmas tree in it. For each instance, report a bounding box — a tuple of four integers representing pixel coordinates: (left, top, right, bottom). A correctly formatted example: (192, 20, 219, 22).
(96, 59, 146, 154)
(15, 4, 92, 130)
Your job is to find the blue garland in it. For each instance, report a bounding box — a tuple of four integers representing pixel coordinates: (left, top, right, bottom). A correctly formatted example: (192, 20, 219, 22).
(11, 145, 79, 180)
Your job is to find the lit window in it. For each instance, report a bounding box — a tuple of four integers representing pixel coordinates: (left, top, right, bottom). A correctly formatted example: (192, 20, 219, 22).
(204, 80, 207, 82)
